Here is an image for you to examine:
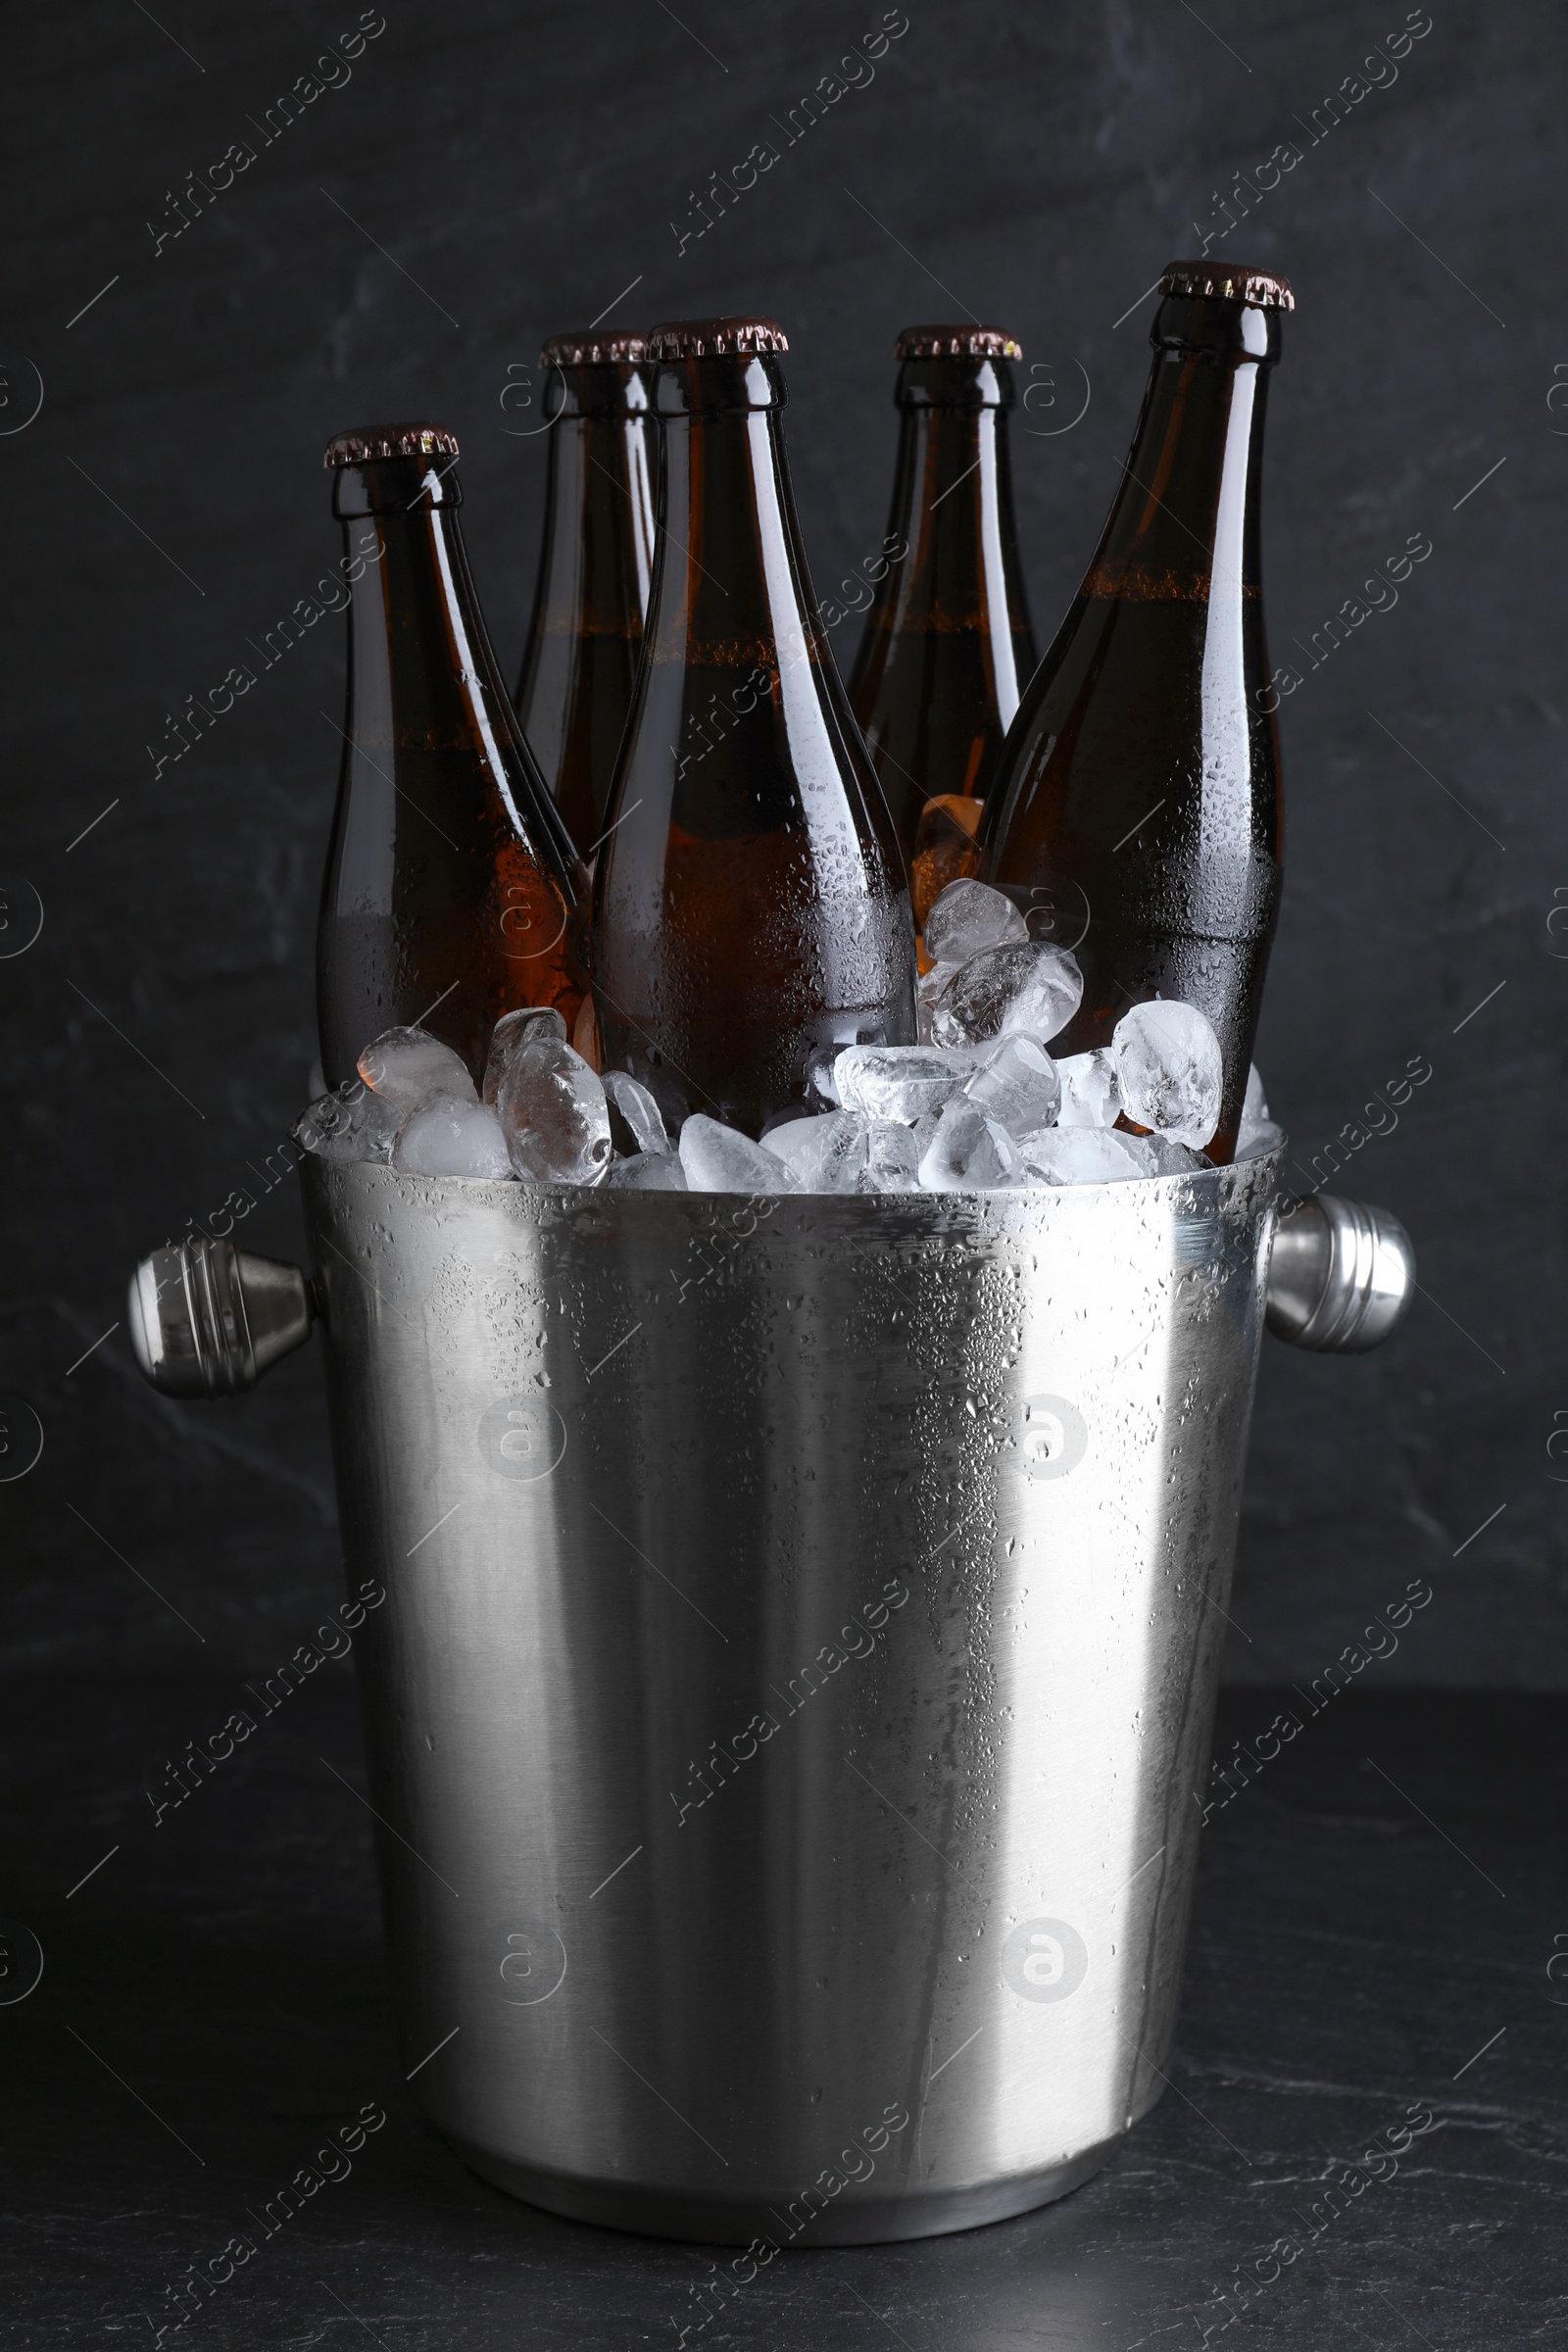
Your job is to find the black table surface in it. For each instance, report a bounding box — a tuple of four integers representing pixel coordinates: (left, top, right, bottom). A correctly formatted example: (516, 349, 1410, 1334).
(5, 1675, 1564, 2349)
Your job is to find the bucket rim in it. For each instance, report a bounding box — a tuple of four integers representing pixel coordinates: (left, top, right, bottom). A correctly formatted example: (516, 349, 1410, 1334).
(296, 1137, 1290, 1239)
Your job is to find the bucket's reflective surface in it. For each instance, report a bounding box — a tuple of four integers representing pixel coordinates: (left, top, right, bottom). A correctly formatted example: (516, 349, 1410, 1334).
(302, 1148, 1282, 2243)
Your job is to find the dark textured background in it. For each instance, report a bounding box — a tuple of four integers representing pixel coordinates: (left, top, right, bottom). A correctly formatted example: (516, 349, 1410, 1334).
(2, 0, 1559, 1688)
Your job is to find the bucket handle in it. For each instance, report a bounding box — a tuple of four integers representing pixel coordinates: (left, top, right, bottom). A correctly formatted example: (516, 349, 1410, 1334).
(126, 1238, 315, 1399)
(123, 1189, 1415, 1398)
(1264, 1194, 1414, 1353)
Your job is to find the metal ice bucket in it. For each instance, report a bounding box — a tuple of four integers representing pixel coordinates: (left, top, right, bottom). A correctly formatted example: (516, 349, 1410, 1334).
(128, 1148, 1410, 2244)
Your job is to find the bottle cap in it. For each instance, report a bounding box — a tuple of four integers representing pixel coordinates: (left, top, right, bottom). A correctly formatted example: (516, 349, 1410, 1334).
(895, 324, 1022, 360)
(1158, 262, 1295, 312)
(540, 330, 647, 367)
(646, 317, 789, 359)
(323, 422, 460, 468)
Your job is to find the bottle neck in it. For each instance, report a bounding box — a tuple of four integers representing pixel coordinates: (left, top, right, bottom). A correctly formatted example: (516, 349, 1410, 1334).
(535, 360, 655, 620)
(533, 406, 655, 635)
(549, 357, 651, 424)
(878, 360, 1028, 672)
(1085, 293, 1277, 605)
(646, 355, 819, 683)
(335, 459, 581, 873)
(335, 461, 503, 732)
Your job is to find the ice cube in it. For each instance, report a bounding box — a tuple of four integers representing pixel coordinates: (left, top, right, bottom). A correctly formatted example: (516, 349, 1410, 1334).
(834, 1044, 974, 1125)
(358, 1026, 476, 1110)
(962, 1035, 1060, 1139)
(918, 1102, 1022, 1192)
(792, 1113, 923, 1195)
(806, 1047, 842, 1105)
(496, 1036, 612, 1184)
(930, 942, 1084, 1049)
(1017, 1126, 1150, 1185)
(793, 1110, 872, 1193)
(865, 1120, 923, 1193)
(923, 878, 1029, 965)
(604, 1151, 690, 1191)
(1112, 1001, 1223, 1148)
(482, 1006, 568, 1104)
(297, 1089, 356, 1157)
(916, 960, 964, 1045)
(297, 1084, 404, 1163)
(762, 1114, 833, 1174)
(908, 1100, 946, 1164)
(1140, 1134, 1209, 1174)
(678, 1114, 801, 1195)
(1235, 1119, 1285, 1161)
(1055, 1048, 1121, 1129)
(394, 1097, 514, 1180)
(602, 1069, 672, 1155)
(1236, 1063, 1277, 1155)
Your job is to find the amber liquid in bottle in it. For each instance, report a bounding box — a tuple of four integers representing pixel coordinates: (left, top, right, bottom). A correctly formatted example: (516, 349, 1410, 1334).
(984, 266, 1290, 1159)
(591, 318, 915, 1137)
(317, 424, 585, 1088)
(849, 326, 1037, 929)
(514, 332, 657, 852)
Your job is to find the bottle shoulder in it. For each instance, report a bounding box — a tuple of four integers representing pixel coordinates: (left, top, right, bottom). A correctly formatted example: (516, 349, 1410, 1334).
(989, 592, 1281, 883)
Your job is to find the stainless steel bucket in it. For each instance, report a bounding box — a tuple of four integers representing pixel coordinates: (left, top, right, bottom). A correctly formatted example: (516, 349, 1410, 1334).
(128, 1150, 1411, 2245)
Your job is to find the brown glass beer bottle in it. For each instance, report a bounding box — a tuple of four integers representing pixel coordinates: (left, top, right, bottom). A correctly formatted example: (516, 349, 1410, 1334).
(514, 330, 657, 852)
(591, 318, 915, 1137)
(318, 422, 586, 1089)
(848, 325, 1037, 930)
(984, 263, 1291, 1159)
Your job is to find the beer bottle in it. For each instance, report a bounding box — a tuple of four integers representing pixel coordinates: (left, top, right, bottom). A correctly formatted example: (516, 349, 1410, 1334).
(591, 317, 915, 1136)
(514, 330, 657, 852)
(848, 324, 1037, 930)
(983, 262, 1291, 1160)
(318, 422, 586, 1089)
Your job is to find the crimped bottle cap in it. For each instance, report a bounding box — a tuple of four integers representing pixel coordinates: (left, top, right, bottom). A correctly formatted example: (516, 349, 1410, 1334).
(323, 422, 460, 467)
(646, 316, 789, 359)
(1158, 261, 1295, 311)
(540, 329, 647, 367)
(895, 324, 1022, 360)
